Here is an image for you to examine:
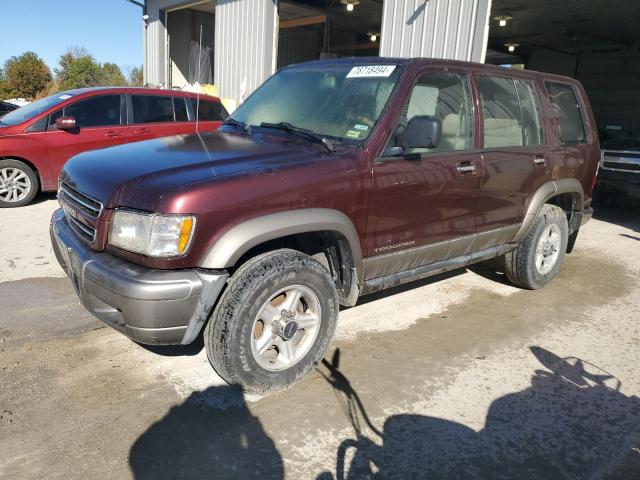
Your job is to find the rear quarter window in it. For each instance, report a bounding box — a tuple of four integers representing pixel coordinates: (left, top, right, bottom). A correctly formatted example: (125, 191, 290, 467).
(545, 81, 586, 144)
(189, 98, 228, 121)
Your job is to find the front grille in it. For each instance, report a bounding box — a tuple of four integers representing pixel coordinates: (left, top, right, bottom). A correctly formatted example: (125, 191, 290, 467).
(603, 161, 640, 172)
(58, 181, 102, 218)
(58, 181, 103, 243)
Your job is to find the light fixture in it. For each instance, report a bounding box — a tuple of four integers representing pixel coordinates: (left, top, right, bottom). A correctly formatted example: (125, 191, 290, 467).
(341, 0, 360, 12)
(368, 32, 379, 42)
(505, 42, 519, 52)
(493, 13, 513, 27)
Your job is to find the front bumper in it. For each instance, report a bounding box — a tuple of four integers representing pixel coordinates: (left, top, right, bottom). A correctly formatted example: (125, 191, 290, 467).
(50, 209, 228, 345)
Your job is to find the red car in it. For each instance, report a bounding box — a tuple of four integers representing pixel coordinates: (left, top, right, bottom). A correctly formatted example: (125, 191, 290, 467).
(0, 87, 227, 207)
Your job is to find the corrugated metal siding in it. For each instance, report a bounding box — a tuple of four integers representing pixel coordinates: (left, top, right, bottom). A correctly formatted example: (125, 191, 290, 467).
(215, 0, 278, 103)
(380, 0, 492, 62)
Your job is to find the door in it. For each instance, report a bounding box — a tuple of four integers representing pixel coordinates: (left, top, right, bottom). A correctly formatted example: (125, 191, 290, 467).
(365, 71, 482, 281)
(45, 94, 128, 179)
(473, 75, 549, 250)
(129, 94, 189, 141)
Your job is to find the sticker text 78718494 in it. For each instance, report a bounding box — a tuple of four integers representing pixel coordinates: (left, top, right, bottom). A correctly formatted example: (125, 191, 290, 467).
(346, 65, 396, 78)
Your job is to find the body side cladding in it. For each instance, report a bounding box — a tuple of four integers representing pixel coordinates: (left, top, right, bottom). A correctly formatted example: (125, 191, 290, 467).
(512, 178, 584, 243)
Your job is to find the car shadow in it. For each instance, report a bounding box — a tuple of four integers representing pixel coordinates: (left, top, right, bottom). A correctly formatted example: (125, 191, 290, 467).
(32, 191, 57, 205)
(593, 202, 640, 233)
(138, 334, 205, 356)
(317, 348, 640, 479)
(129, 384, 284, 479)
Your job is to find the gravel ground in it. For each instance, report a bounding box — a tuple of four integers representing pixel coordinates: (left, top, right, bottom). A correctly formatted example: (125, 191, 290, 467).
(0, 196, 639, 479)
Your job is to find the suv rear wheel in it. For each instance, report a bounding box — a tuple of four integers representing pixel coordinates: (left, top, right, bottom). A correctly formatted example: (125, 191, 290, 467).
(204, 249, 339, 393)
(504, 204, 569, 290)
(0, 159, 39, 208)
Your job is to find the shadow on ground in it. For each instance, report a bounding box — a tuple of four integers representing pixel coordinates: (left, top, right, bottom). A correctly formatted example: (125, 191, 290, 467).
(593, 199, 640, 233)
(129, 385, 284, 479)
(317, 348, 640, 480)
(127, 346, 640, 480)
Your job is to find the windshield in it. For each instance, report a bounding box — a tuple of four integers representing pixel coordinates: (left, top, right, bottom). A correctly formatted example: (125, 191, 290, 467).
(0, 93, 76, 126)
(231, 64, 402, 141)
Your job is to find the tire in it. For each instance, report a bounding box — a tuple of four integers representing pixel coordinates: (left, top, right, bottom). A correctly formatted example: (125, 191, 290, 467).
(204, 248, 339, 394)
(0, 159, 39, 208)
(505, 204, 569, 290)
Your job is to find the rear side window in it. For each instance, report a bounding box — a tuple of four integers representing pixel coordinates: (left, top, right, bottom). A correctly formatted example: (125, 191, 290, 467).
(51, 95, 122, 128)
(132, 95, 175, 123)
(514, 79, 544, 145)
(478, 76, 541, 148)
(545, 82, 586, 144)
(189, 98, 228, 121)
(173, 98, 189, 122)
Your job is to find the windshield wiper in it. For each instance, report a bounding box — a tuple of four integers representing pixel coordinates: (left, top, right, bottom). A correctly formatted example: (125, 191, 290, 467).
(222, 117, 251, 134)
(260, 121, 335, 152)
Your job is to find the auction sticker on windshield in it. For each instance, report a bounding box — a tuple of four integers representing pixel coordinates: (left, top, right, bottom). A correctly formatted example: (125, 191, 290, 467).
(346, 65, 396, 78)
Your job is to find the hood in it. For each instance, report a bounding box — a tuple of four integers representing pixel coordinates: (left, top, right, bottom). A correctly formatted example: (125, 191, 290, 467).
(60, 131, 321, 211)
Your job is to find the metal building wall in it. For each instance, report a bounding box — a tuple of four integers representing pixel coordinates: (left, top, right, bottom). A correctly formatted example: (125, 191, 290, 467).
(144, 0, 184, 86)
(380, 0, 492, 62)
(214, 0, 278, 104)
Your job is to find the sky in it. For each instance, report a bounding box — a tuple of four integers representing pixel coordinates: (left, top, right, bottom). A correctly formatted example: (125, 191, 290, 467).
(0, 0, 143, 73)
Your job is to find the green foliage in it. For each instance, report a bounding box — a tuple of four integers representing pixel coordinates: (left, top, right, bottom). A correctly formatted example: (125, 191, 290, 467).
(56, 48, 102, 91)
(1, 52, 52, 99)
(129, 66, 144, 86)
(100, 63, 128, 86)
(1, 47, 142, 99)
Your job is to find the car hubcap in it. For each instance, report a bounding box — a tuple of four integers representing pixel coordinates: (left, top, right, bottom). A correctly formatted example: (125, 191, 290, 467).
(535, 223, 562, 275)
(0, 168, 31, 203)
(250, 285, 321, 371)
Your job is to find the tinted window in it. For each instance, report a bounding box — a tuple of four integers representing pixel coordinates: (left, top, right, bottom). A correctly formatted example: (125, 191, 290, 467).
(515, 79, 544, 145)
(477, 76, 524, 148)
(65, 95, 121, 128)
(399, 72, 473, 153)
(546, 82, 586, 144)
(132, 95, 174, 123)
(173, 97, 189, 122)
(189, 98, 227, 122)
(25, 116, 48, 133)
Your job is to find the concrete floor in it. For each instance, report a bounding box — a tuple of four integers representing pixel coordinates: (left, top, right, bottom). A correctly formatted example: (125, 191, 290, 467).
(1, 197, 639, 479)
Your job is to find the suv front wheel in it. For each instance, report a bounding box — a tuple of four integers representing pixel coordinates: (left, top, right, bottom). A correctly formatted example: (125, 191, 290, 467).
(205, 249, 339, 393)
(505, 204, 569, 290)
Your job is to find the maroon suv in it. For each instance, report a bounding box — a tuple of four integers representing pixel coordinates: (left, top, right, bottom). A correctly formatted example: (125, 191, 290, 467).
(50, 58, 599, 393)
(0, 87, 227, 207)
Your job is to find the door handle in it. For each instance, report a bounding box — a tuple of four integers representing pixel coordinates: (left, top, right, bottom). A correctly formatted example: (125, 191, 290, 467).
(133, 128, 151, 135)
(105, 131, 121, 138)
(456, 162, 477, 174)
(534, 155, 546, 165)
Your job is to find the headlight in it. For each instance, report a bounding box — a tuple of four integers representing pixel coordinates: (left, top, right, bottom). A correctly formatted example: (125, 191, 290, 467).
(109, 210, 196, 257)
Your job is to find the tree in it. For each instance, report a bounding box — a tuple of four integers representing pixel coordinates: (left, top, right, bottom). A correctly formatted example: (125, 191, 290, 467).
(55, 47, 102, 90)
(129, 66, 144, 86)
(100, 63, 127, 86)
(1, 52, 52, 99)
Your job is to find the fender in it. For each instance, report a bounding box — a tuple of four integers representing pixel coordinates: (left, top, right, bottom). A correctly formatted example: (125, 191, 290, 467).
(198, 208, 364, 274)
(513, 178, 584, 242)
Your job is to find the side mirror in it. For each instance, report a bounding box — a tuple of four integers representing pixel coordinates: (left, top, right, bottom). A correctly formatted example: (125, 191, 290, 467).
(397, 115, 442, 149)
(55, 116, 77, 130)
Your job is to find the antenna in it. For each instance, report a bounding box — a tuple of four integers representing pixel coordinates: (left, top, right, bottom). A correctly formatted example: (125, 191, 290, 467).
(195, 24, 203, 133)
